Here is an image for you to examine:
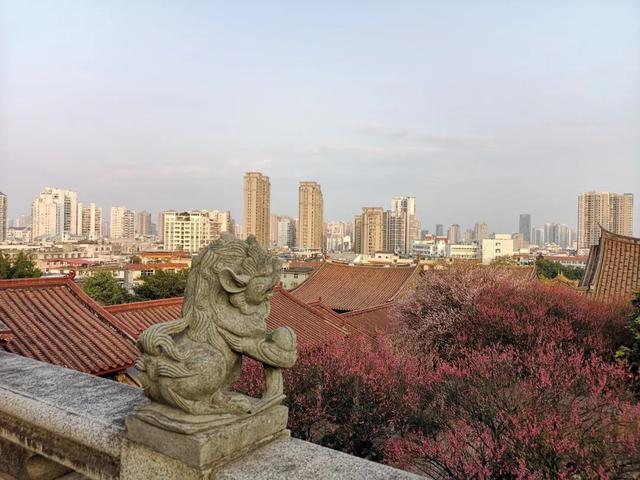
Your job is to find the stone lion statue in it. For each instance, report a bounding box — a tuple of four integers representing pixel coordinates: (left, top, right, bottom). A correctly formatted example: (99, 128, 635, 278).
(135, 234, 297, 417)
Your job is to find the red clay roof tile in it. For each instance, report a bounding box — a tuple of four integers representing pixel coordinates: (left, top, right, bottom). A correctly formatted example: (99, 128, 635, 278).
(582, 228, 640, 303)
(0, 276, 139, 375)
(291, 261, 421, 311)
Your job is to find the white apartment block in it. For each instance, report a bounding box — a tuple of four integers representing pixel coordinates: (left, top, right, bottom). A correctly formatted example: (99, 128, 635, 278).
(162, 211, 223, 253)
(78, 203, 102, 240)
(448, 243, 479, 260)
(31, 188, 79, 240)
(481, 235, 514, 264)
(110, 207, 135, 240)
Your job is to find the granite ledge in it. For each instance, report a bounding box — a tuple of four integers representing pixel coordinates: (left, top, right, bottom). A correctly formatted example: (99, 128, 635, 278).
(216, 436, 425, 480)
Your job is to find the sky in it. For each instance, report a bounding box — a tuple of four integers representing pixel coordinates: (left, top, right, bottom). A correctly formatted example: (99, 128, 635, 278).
(1, 1, 639, 234)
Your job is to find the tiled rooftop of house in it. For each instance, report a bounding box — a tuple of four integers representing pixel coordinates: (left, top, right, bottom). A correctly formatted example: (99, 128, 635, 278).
(0, 276, 138, 376)
(291, 261, 421, 312)
(581, 228, 640, 303)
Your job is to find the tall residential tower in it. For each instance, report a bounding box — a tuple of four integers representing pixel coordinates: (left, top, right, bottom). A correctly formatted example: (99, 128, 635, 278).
(297, 181, 324, 250)
(578, 192, 633, 254)
(243, 172, 271, 245)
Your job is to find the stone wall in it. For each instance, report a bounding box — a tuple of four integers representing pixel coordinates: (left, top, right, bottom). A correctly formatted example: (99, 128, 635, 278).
(0, 352, 423, 480)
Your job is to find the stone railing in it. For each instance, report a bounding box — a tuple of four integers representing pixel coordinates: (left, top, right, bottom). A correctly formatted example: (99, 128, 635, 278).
(0, 352, 422, 479)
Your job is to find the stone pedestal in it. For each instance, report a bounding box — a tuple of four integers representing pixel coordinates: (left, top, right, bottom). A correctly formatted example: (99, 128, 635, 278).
(122, 405, 289, 480)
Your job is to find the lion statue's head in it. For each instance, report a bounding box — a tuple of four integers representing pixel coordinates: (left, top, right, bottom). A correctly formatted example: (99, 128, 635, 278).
(182, 234, 281, 341)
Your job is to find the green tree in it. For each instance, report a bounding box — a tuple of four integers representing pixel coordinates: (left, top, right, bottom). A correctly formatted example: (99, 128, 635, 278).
(0, 252, 42, 279)
(134, 269, 189, 300)
(490, 255, 517, 267)
(535, 255, 584, 282)
(131, 255, 142, 264)
(0, 253, 10, 279)
(10, 252, 43, 278)
(82, 271, 132, 305)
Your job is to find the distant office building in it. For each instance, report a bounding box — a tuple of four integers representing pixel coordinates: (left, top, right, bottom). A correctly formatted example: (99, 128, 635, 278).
(474, 222, 488, 242)
(0, 192, 6, 243)
(578, 191, 633, 255)
(464, 229, 474, 243)
(519, 214, 532, 243)
(533, 227, 545, 247)
(12, 215, 31, 229)
(354, 207, 384, 255)
(277, 216, 296, 248)
(110, 207, 135, 239)
(447, 224, 461, 245)
(162, 210, 222, 253)
(78, 203, 102, 240)
(435, 224, 444, 237)
(297, 181, 324, 250)
(482, 234, 514, 264)
(243, 172, 270, 246)
(135, 211, 152, 237)
(234, 223, 243, 240)
(545, 223, 571, 249)
(511, 232, 524, 251)
(31, 188, 80, 240)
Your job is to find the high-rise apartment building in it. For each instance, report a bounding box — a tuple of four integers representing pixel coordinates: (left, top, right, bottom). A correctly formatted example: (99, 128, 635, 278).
(361, 207, 384, 255)
(110, 207, 135, 239)
(78, 203, 102, 240)
(353, 216, 363, 254)
(578, 192, 633, 254)
(354, 207, 384, 255)
(269, 215, 279, 246)
(161, 210, 224, 253)
(447, 224, 461, 245)
(533, 227, 545, 247)
(243, 172, 270, 245)
(0, 192, 6, 243)
(474, 222, 488, 242)
(435, 224, 444, 237)
(519, 214, 531, 244)
(384, 196, 419, 254)
(297, 181, 324, 250)
(31, 188, 79, 240)
(158, 210, 175, 243)
(464, 229, 474, 243)
(208, 210, 233, 234)
(135, 211, 152, 237)
(277, 216, 296, 248)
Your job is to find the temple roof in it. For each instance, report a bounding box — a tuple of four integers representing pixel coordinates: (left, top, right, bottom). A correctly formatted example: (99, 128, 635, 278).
(291, 261, 421, 312)
(340, 303, 396, 334)
(580, 228, 640, 303)
(105, 288, 356, 346)
(0, 276, 138, 375)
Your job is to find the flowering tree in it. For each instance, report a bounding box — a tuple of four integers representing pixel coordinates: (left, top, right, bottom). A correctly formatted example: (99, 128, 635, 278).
(236, 264, 640, 476)
(236, 338, 431, 460)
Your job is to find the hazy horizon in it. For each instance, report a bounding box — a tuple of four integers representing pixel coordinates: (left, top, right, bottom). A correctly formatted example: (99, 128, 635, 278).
(1, 1, 639, 234)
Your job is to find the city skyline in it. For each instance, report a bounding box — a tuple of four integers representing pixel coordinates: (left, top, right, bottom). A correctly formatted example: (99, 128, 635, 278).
(3, 183, 635, 240)
(2, 2, 638, 234)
